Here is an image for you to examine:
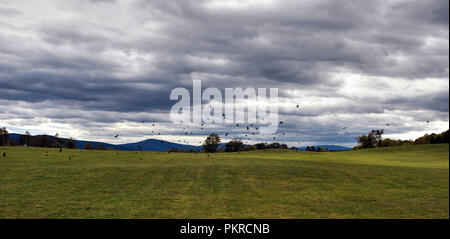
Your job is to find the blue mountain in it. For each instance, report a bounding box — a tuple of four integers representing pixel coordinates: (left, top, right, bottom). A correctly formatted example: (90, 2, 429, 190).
(8, 133, 202, 152)
(119, 139, 202, 151)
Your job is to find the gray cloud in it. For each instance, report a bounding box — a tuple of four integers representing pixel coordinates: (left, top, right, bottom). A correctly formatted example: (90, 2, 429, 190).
(0, 0, 448, 146)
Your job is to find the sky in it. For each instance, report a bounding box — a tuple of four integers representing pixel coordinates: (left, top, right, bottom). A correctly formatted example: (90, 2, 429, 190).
(0, 0, 448, 147)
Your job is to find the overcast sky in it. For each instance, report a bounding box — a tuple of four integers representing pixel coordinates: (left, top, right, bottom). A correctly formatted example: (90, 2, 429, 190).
(0, 0, 448, 147)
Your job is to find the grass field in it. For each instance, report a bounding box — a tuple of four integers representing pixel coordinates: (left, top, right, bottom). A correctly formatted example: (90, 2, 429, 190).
(0, 144, 448, 219)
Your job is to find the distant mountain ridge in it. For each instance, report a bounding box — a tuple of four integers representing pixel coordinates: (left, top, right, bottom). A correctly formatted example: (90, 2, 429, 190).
(8, 133, 351, 152)
(8, 133, 202, 152)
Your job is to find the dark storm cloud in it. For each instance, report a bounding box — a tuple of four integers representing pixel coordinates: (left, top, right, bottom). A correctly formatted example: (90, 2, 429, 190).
(0, 0, 448, 145)
(384, 90, 449, 113)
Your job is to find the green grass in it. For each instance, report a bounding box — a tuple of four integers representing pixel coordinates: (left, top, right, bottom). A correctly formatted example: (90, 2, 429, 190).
(0, 144, 448, 219)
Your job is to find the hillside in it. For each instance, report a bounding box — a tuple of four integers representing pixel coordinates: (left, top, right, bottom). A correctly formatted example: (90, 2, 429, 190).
(0, 144, 448, 218)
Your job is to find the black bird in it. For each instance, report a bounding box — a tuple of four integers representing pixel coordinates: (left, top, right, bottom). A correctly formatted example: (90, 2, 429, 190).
(114, 134, 119, 138)
(2, 152, 5, 157)
(296, 105, 299, 108)
(279, 121, 284, 125)
(426, 121, 430, 123)
(236, 124, 239, 127)
(342, 127, 348, 130)
(386, 123, 390, 126)
(225, 133, 229, 136)
(247, 126, 249, 130)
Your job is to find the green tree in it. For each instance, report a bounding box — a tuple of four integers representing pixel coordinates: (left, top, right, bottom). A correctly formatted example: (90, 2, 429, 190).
(225, 139, 243, 152)
(356, 129, 384, 149)
(53, 133, 63, 147)
(0, 127, 9, 146)
(84, 142, 94, 150)
(25, 131, 31, 146)
(202, 133, 221, 153)
(65, 138, 77, 149)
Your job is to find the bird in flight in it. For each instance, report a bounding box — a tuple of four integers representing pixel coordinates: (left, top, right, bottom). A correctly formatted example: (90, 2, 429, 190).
(114, 134, 119, 138)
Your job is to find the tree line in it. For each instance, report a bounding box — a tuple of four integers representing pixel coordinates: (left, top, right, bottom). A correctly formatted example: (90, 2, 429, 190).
(200, 133, 293, 153)
(0, 128, 111, 150)
(168, 133, 294, 153)
(354, 129, 449, 150)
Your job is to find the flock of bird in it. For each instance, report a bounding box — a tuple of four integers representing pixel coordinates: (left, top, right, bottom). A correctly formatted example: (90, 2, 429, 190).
(0, 102, 433, 161)
(110, 103, 432, 149)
